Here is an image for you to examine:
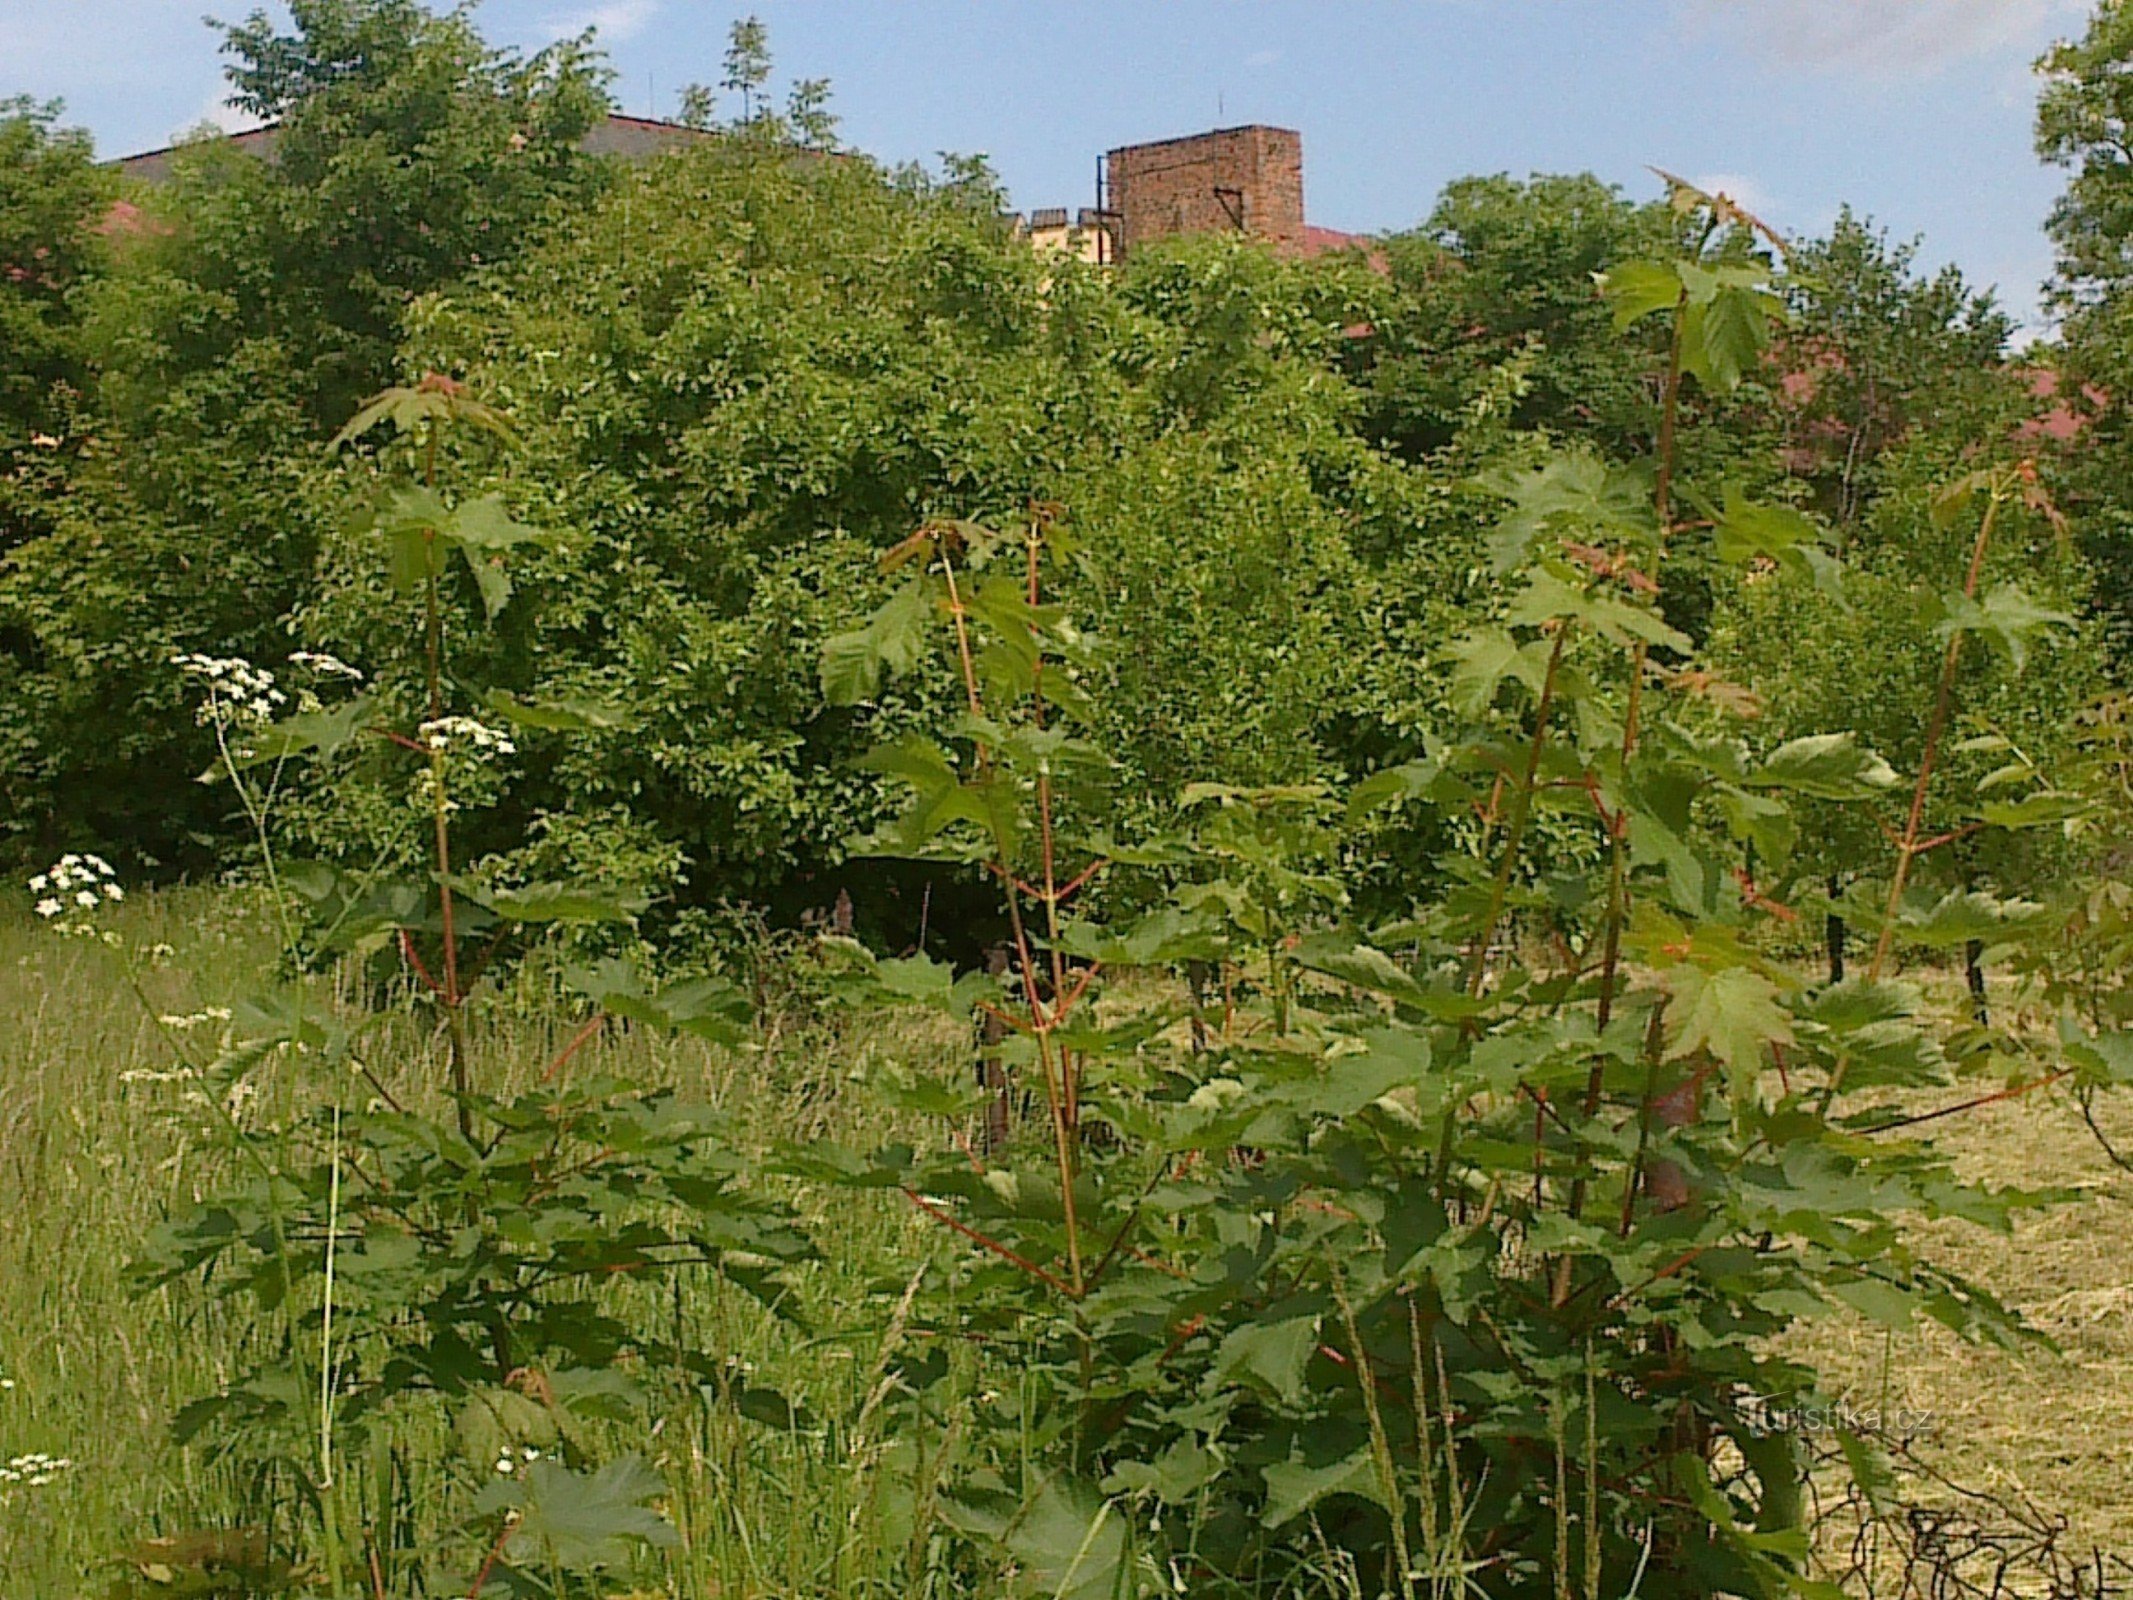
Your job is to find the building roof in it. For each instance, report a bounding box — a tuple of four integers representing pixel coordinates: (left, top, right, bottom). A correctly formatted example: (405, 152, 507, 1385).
(2020, 367, 2100, 443)
(1101, 122, 1299, 160)
(1300, 224, 1368, 258)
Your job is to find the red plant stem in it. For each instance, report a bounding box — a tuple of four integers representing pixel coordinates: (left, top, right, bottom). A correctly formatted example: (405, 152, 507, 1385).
(1617, 1040, 1669, 1239)
(1082, 1203, 1155, 1292)
(399, 928, 447, 997)
(1532, 1089, 1548, 1208)
(465, 1516, 515, 1598)
(1816, 487, 2009, 1112)
(1153, 1315, 1208, 1370)
(1591, 274, 1689, 1033)
(936, 543, 987, 724)
(1863, 1069, 2069, 1135)
(1911, 823, 1985, 857)
(1604, 1243, 1712, 1312)
(1519, 1081, 1577, 1140)
(1567, 268, 1695, 1251)
(369, 725, 430, 754)
(975, 999, 1031, 1037)
(900, 1188, 1078, 1296)
(1464, 627, 1571, 996)
(539, 1013, 606, 1085)
(1054, 962, 1101, 1025)
(419, 419, 473, 1139)
(1022, 521, 1085, 1145)
(1439, 630, 1571, 1205)
(1317, 1336, 1407, 1407)
(1427, 616, 1572, 1208)
(1054, 858, 1110, 903)
(1866, 490, 2001, 984)
(937, 527, 1087, 1294)
(1026, 526, 1070, 1012)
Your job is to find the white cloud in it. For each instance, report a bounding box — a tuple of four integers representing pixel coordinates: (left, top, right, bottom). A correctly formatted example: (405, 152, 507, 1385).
(1672, 0, 2086, 78)
(541, 0, 661, 44)
(1245, 48, 1281, 68)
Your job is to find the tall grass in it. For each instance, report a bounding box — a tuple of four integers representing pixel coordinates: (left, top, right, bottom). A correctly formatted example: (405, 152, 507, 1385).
(8, 894, 2131, 1594)
(0, 889, 969, 1596)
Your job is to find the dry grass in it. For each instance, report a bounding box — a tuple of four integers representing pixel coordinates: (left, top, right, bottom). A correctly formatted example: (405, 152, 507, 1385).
(1787, 970, 2133, 1584)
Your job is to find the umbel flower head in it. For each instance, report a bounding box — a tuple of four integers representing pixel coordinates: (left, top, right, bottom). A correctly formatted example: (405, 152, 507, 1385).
(28, 854, 123, 934)
(289, 650, 365, 683)
(171, 652, 286, 727)
(0, 1453, 73, 1488)
(418, 715, 516, 758)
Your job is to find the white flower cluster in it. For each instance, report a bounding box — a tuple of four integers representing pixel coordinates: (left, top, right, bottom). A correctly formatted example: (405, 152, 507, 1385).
(494, 1444, 542, 1475)
(120, 1066, 198, 1086)
(29, 855, 122, 922)
(175, 1077, 261, 1124)
(289, 650, 365, 682)
(0, 1453, 72, 1488)
(419, 716, 516, 757)
(171, 652, 286, 726)
(412, 767, 458, 816)
(156, 1006, 233, 1031)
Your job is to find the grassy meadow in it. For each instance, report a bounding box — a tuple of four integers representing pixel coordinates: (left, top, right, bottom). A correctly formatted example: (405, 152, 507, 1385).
(0, 889, 975, 1596)
(3, 891, 2131, 1594)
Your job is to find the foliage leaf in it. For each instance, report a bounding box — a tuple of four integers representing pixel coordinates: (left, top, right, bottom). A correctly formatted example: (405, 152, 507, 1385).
(821, 580, 933, 705)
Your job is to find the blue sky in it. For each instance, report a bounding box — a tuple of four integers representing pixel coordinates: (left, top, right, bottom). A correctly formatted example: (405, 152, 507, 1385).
(4, 0, 2094, 336)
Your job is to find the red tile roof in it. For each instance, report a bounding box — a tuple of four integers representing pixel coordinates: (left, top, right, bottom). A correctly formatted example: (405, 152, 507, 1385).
(2019, 367, 2101, 443)
(1300, 224, 1366, 257)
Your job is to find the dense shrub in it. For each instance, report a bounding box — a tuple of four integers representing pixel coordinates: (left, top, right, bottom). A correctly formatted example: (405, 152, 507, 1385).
(271, 140, 1462, 945)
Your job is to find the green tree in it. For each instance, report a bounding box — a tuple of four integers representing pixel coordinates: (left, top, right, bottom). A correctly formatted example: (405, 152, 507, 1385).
(1770, 209, 2016, 531)
(210, 0, 613, 425)
(1709, 216, 2091, 982)
(676, 81, 718, 130)
(0, 98, 111, 845)
(799, 177, 2119, 1596)
(2037, 0, 2133, 659)
(785, 77, 840, 150)
(272, 148, 1419, 947)
(1354, 173, 1683, 459)
(721, 15, 772, 124)
(0, 1, 613, 868)
(2038, 0, 2133, 318)
(0, 98, 108, 553)
(681, 18, 840, 148)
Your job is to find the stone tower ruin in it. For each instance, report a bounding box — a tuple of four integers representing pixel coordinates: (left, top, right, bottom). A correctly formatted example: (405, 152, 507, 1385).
(1103, 124, 1306, 261)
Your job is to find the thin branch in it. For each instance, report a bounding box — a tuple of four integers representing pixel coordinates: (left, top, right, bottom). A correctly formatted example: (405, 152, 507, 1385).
(900, 1187, 1078, 1297)
(1861, 1069, 2069, 1135)
(539, 1013, 607, 1085)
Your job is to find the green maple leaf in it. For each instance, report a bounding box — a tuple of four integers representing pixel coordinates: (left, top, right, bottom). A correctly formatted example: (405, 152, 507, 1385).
(478, 1455, 679, 1571)
(1447, 627, 1550, 716)
(1934, 583, 2072, 672)
(1661, 964, 1794, 1108)
(1474, 451, 1653, 573)
(1598, 258, 1682, 329)
(820, 579, 933, 704)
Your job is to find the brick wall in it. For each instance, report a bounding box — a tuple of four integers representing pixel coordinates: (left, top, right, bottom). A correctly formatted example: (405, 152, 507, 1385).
(1104, 125, 1305, 260)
